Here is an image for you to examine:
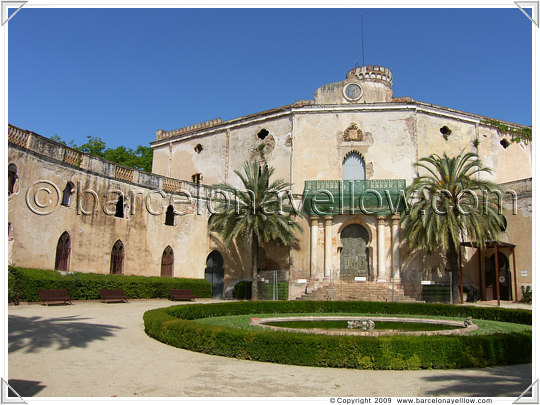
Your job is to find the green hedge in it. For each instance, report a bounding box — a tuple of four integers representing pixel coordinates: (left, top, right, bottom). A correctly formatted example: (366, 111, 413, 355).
(8, 267, 211, 302)
(143, 301, 532, 370)
(165, 300, 532, 324)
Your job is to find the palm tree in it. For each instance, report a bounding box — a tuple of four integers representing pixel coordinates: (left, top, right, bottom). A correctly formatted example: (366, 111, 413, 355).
(208, 161, 302, 300)
(401, 152, 504, 303)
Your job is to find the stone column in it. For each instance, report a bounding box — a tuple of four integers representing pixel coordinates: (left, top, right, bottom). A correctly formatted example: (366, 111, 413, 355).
(377, 216, 387, 282)
(324, 216, 333, 278)
(391, 214, 401, 282)
(310, 216, 319, 278)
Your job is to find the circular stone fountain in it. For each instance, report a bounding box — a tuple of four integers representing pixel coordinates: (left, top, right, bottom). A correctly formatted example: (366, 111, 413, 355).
(250, 316, 478, 336)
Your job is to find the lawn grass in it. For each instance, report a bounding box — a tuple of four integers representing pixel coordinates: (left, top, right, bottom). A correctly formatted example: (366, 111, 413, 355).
(194, 312, 532, 335)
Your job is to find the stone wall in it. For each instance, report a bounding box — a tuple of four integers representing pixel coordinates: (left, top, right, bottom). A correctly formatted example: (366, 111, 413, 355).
(8, 125, 212, 280)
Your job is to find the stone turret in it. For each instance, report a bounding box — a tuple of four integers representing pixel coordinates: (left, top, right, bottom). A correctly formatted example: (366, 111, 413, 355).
(314, 65, 394, 104)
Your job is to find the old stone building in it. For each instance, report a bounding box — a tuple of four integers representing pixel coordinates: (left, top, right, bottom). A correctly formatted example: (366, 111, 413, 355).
(8, 65, 532, 301)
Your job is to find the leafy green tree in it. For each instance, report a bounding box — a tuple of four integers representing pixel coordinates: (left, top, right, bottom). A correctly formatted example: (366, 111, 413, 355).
(208, 161, 302, 300)
(78, 136, 107, 158)
(50, 134, 152, 172)
(401, 152, 504, 303)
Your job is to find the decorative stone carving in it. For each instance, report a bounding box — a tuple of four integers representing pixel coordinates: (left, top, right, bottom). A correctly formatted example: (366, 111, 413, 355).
(344, 123, 364, 141)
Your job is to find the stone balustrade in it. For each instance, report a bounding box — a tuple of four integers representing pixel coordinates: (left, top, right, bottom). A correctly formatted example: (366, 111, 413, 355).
(7, 123, 211, 196)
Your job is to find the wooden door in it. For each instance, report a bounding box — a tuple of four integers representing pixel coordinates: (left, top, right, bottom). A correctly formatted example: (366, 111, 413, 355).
(161, 246, 174, 277)
(340, 224, 370, 280)
(55, 232, 71, 271)
(110, 240, 124, 274)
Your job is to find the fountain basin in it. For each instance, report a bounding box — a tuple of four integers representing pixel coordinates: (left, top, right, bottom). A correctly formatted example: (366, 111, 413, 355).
(250, 316, 478, 336)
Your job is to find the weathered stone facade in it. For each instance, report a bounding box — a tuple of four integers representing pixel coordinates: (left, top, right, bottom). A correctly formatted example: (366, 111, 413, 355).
(8, 127, 213, 280)
(8, 65, 532, 301)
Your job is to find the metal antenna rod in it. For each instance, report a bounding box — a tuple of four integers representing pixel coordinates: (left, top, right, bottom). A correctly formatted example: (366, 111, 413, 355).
(361, 13, 365, 66)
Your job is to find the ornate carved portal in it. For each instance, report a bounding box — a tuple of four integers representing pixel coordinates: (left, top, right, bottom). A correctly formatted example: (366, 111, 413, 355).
(340, 224, 370, 280)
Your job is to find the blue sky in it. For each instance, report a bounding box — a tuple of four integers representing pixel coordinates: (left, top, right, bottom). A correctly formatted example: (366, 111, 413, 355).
(8, 7, 533, 149)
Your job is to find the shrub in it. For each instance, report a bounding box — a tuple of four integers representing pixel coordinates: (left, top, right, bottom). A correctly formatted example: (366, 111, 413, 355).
(8, 266, 24, 305)
(232, 281, 251, 300)
(143, 301, 532, 370)
(7, 267, 211, 302)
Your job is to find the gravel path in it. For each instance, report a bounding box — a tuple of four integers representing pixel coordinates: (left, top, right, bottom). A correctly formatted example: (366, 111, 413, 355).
(7, 300, 532, 398)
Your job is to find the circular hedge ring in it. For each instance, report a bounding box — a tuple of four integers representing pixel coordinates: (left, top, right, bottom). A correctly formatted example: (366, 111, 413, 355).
(143, 301, 531, 370)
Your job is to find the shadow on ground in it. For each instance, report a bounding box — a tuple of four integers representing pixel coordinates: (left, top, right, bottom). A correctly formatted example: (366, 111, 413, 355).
(8, 315, 122, 353)
(423, 364, 532, 397)
(8, 379, 46, 397)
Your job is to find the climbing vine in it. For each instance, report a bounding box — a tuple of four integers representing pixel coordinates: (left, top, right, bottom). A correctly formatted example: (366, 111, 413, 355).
(481, 119, 532, 144)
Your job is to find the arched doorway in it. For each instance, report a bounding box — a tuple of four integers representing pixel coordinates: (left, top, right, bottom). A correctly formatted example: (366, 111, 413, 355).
(8, 164, 18, 196)
(205, 251, 224, 298)
(54, 232, 71, 271)
(110, 240, 124, 274)
(342, 152, 366, 181)
(485, 252, 511, 301)
(340, 224, 370, 280)
(161, 246, 174, 277)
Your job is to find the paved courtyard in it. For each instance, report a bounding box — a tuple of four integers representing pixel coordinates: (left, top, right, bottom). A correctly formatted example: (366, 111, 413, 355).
(7, 299, 532, 398)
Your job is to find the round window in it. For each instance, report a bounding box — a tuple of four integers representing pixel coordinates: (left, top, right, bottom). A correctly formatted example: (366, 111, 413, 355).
(343, 83, 363, 102)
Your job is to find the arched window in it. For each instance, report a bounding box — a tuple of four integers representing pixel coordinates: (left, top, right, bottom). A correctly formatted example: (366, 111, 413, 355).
(8, 164, 18, 196)
(55, 232, 71, 271)
(115, 196, 124, 218)
(342, 152, 366, 181)
(161, 246, 174, 277)
(165, 205, 175, 226)
(8, 222, 13, 241)
(110, 240, 124, 274)
(61, 182, 75, 207)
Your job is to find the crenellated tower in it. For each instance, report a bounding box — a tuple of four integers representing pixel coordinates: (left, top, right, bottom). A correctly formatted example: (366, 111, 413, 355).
(314, 65, 394, 104)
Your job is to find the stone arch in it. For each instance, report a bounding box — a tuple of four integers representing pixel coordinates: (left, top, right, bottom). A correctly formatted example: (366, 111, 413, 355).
(8, 163, 18, 196)
(337, 217, 374, 246)
(342, 151, 366, 181)
(110, 240, 125, 274)
(55, 231, 71, 271)
(161, 245, 174, 277)
(205, 250, 224, 298)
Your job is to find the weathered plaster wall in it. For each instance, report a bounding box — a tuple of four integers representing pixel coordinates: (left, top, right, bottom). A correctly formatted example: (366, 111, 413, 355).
(8, 135, 211, 280)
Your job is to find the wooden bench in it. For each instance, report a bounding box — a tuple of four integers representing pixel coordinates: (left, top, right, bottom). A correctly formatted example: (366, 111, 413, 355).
(38, 289, 73, 305)
(169, 289, 196, 301)
(99, 289, 129, 303)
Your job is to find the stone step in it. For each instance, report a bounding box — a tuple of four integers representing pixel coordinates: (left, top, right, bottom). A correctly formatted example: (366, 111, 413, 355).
(296, 280, 419, 302)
